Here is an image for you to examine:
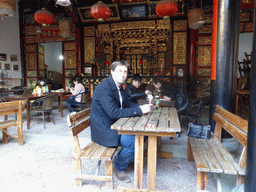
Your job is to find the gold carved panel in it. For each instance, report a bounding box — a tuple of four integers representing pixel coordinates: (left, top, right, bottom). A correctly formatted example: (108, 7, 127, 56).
(173, 32, 187, 65)
(65, 51, 76, 68)
(26, 45, 37, 52)
(198, 46, 212, 67)
(173, 20, 187, 31)
(26, 53, 37, 69)
(111, 20, 155, 31)
(64, 42, 76, 50)
(38, 53, 44, 70)
(25, 36, 34, 43)
(84, 37, 95, 64)
(198, 36, 212, 45)
(84, 26, 95, 36)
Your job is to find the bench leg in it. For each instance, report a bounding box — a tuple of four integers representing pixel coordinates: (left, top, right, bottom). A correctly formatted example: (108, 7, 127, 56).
(105, 160, 113, 189)
(197, 171, 207, 190)
(236, 175, 245, 185)
(73, 158, 82, 186)
(187, 139, 194, 161)
(2, 129, 8, 144)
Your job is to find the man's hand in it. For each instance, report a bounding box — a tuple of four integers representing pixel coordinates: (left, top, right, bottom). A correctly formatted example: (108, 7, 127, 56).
(139, 104, 152, 114)
(164, 96, 171, 102)
(145, 90, 152, 95)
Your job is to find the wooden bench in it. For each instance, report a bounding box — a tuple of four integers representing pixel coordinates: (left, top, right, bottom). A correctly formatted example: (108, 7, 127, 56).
(0, 100, 25, 145)
(187, 105, 248, 191)
(69, 108, 118, 189)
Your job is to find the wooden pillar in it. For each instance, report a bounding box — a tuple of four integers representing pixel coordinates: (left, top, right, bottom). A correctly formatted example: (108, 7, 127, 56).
(245, 4, 256, 192)
(209, 0, 240, 133)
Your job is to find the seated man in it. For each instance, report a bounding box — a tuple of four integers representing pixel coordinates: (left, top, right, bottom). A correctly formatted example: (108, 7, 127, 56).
(124, 74, 151, 104)
(152, 78, 190, 112)
(90, 60, 152, 183)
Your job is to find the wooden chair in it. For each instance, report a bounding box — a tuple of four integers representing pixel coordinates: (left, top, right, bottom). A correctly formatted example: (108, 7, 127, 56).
(0, 100, 25, 145)
(70, 90, 90, 112)
(69, 108, 117, 189)
(30, 95, 56, 129)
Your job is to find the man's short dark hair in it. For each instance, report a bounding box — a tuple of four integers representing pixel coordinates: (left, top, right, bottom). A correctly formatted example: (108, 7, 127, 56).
(132, 74, 142, 82)
(110, 60, 129, 72)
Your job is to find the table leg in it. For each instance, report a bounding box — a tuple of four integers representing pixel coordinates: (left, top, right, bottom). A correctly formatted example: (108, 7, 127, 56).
(26, 99, 30, 129)
(60, 95, 63, 117)
(147, 136, 157, 191)
(134, 135, 144, 190)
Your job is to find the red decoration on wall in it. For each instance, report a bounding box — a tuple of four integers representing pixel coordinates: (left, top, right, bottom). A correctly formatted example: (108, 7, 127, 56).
(241, 0, 254, 10)
(34, 8, 54, 25)
(139, 59, 143, 65)
(105, 60, 110, 65)
(90, 1, 111, 22)
(155, 0, 178, 20)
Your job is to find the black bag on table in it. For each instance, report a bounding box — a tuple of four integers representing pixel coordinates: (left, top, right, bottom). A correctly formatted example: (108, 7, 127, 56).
(187, 123, 211, 140)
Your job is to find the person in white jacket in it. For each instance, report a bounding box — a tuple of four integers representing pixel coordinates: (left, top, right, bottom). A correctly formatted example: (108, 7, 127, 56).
(66, 76, 85, 113)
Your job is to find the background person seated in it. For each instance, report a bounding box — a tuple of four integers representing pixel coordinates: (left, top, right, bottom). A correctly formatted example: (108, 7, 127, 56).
(152, 78, 191, 112)
(124, 74, 151, 104)
(66, 76, 85, 114)
(32, 78, 49, 96)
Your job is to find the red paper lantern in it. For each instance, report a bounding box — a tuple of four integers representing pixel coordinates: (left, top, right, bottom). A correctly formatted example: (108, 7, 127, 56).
(34, 8, 54, 26)
(139, 59, 143, 65)
(105, 60, 110, 65)
(90, 1, 111, 22)
(155, 0, 178, 20)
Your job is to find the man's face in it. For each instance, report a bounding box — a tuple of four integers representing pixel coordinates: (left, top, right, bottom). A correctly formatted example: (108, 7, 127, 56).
(111, 65, 128, 85)
(133, 80, 141, 88)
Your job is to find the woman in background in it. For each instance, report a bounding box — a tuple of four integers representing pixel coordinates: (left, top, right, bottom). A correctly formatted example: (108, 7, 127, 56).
(32, 78, 49, 96)
(66, 76, 85, 114)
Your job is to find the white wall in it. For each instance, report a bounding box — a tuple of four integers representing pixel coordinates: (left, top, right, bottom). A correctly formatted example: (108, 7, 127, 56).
(40, 42, 63, 74)
(0, 0, 21, 81)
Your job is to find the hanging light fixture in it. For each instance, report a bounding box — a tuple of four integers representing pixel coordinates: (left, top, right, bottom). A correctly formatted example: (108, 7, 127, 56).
(34, 7, 55, 26)
(0, 0, 16, 20)
(90, 1, 111, 22)
(188, 8, 205, 29)
(56, 0, 71, 7)
(155, 0, 178, 20)
(59, 17, 72, 38)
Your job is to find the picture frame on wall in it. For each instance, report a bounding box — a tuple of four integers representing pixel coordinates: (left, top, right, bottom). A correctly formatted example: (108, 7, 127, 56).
(13, 64, 19, 71)
(0, 54, 7, 61)
(4, 63, 10, 70)
(10, 55, 18, 61)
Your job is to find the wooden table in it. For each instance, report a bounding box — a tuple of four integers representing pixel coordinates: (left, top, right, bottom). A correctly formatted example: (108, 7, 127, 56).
(1, 93, 57, 129)
(138, 99, 175, 107)
(55, 92, 72, 117)
(235, 90, 250, 115)
(111, 107, 181, 191)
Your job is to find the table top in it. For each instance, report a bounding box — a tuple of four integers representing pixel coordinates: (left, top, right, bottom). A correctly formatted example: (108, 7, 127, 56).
(1, 92, 58, 101)
(111, 107, 181, 137)
(137, 99, 175, 107)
